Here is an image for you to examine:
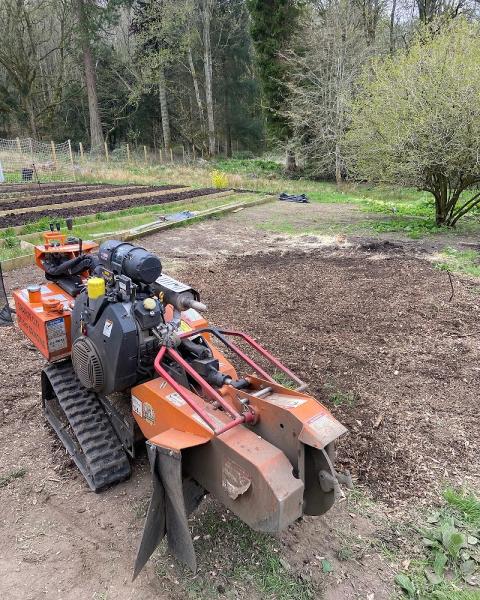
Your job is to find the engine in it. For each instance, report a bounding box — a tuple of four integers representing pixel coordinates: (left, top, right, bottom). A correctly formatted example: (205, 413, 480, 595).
(70, 240, 203, 395)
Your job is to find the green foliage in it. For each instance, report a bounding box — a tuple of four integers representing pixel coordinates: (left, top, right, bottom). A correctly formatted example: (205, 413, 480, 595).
(435, 248, 480, 278)
(213, 157, 282, 175)
(394, 489, 480, 598)
(444, 488, 480, 528)
(247, 0, 303, 141)
(346, 19, 480, 226)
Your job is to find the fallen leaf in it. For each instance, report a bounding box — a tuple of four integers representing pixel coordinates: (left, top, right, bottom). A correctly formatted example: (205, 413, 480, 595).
(321, 559, 333, 573)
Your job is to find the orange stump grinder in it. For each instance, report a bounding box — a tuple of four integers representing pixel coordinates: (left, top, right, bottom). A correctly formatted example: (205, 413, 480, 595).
(13, 222, 349, 576)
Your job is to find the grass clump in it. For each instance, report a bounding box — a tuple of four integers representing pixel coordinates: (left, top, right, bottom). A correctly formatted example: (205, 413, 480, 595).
(394, 487, 480, 598)
(435, 248, 480, 278)
(0, 467, 27, 488)
(155, 505, 317, 599)
(444, 488, 480, 528)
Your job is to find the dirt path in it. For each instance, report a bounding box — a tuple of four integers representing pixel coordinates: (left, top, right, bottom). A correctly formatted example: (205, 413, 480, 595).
(1, 200, 479, 599)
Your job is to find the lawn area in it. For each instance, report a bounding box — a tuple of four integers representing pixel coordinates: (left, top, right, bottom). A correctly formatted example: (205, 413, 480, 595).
(76, 158, 480, 241)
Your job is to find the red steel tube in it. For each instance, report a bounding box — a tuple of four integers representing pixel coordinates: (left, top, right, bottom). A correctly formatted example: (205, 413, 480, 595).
(153, 346, 251, 435)
(219, 329, 306, 389)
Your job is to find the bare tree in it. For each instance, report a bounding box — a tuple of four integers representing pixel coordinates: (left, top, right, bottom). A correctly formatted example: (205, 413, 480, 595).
(201, 0, 215, 155)
(285, 1, 369, 183)
(353, 0, 387, 44)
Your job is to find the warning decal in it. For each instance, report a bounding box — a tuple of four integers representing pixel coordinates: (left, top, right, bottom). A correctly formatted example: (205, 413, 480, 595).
(46, 317, 67, 352)
(103, 319, 113, 337)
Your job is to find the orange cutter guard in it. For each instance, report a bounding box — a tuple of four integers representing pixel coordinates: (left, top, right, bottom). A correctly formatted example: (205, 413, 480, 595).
(153, 328, 307, 435)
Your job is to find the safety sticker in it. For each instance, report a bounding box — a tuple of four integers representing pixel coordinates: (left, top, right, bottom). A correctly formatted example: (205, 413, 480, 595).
(222, 459, 251, 500)
(46, 317, 67, 352)
(103, 319, 113, 337)
(166, 392, 186, 407)
(132, 395, 142, 416)
(182, 308, 201, 322)
(307, 412, 344, 440)
(265, 395, 306, 409)
(179, 321, 192, 333)
(143, 402, 155, 424)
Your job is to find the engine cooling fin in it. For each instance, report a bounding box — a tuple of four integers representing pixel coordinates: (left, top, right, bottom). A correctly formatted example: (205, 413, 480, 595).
(72, 336, 104, 392)
(42, 360, 131, 492)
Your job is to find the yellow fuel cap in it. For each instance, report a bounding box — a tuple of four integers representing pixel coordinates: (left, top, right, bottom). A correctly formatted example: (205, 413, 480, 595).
(87, 277, 105, 300)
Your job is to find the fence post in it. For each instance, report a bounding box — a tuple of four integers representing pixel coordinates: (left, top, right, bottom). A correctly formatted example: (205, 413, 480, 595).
(182, 145, 185, 163)
(67, 139, 76, 182)
(104, 141, 109, 162)
(16, 137, 22, 155)
(51, 141, 57, 165)
(159, 148, 163, 163)
(170, 148, 174, 164)
(126, 143, 130, 163)
(79, 142, 84, 160)
(143, 145, 147, 163)
(28, 138, 33, 159)
(192, 146, 196, 161)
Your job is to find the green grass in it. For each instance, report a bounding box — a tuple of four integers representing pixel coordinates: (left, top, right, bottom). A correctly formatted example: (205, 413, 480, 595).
(154, 505, 316, 599)
(435, 248, 480, 278)
(444, 488, 480, 527)
(0, 467, 27, 488)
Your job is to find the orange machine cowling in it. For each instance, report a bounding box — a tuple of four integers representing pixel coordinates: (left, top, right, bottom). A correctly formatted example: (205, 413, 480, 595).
(35, 232, 97, 273)
(13, 282, 74, 361)
(15, 234, 98, 361)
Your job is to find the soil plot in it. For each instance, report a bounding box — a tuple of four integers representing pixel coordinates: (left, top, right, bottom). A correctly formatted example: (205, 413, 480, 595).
(183, 247, 480, 504)
(0, 187, 221, 228)
(0, 184, 184, 208)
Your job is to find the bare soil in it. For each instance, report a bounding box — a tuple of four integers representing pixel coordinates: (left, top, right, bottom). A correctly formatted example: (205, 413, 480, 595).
(0, 183, 96, 194)
(0, 187, 220, 228)
(0, 184, 119, 198)
(1, 200, 478, 599)
(0, 185, 183, 207)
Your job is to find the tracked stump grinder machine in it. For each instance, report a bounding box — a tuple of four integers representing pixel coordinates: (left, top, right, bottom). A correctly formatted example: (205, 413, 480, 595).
(13, 223, 349, 576)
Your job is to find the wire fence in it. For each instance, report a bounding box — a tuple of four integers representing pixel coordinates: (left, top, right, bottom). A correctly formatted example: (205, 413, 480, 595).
(0, 137, 75, 184)
(0, 136, 243, 186)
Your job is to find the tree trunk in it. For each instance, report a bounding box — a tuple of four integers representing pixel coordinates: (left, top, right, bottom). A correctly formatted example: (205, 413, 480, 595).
(223, 56, 232, 158)
(286, 148, 297, 172)
(335, 143, 342, 186)
(187, 44, 205, 128)
(82, 43, 103, 150)
(434, 177, 448, 225)
(75, 0, 103, 151)
(202, 0, 215, 156)
(389, 0, 397, 55)
(158, 66, 171, 152)
(24, 95, 37, 138)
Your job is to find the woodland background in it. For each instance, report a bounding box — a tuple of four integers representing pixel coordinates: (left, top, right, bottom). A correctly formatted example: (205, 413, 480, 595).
(2, 0, 480, 179)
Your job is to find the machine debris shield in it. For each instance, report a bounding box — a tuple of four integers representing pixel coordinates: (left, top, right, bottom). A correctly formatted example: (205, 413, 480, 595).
(133, 442, 197, 579)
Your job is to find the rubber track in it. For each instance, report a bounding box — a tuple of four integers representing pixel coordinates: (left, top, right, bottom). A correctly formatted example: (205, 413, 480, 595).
(43, 360, 131, 491)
